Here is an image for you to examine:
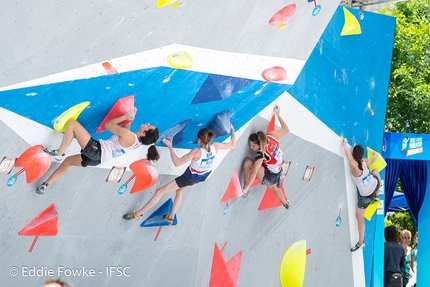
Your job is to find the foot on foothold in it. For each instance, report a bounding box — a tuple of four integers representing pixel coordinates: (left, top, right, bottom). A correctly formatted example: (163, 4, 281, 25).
(371, 196, 380, 204)
(123, 212, 141, 221)
(350, 242, 365, 252)
(163, 214, 173, 225)
(283, 199, 289, 210)
(36, 182, 49, 195)
(43, 148, 65, 161)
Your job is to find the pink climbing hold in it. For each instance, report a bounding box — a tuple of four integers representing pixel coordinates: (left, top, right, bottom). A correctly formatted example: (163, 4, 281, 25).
(269, 4, 297, 25)
(262, 66, 287, 82)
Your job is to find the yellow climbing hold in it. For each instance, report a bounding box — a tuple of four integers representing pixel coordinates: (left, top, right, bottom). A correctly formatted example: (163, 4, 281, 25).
(280, 239, 306, 287)
(367, 147, 387, 172)
(54, 102, 90, 132)
(156, 0, 177, 8)
(172, 2, 181, 8)
(341, 7, 362, 36)
(166, 51, 194, 69)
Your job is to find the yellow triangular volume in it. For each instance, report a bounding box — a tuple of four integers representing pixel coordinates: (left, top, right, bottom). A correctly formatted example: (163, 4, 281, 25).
(367, 147, 387, 172)
(341, 7, 362, 36)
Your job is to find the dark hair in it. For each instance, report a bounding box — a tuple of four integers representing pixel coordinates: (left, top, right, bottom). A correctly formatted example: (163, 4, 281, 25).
(248, 131, 268, 152)
(385, 226, 398, 242)
(197, 128, 216, 149)
(44, 279, 74, 287)
(352, 144, 364, 170)
(139, 128, 160, 161)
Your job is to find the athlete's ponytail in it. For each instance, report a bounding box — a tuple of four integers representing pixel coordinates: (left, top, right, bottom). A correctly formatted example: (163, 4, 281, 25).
(197, 128, 216, 149)
(352, 144, 364, 171)
(139, 128, 160, 161)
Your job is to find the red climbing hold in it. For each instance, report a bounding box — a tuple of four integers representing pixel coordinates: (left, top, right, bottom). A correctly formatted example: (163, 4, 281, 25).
(129, 159, 159, 193)
(262, 66, 287, 82)
(96, 95, 135, 133)
(15, 145, 51, 183)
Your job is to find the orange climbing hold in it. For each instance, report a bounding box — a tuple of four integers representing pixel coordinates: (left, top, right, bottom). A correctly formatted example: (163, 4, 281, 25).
(210, 243, 242, 287)
(102, 61, 118, 74)
(258, 186, 287, 210)
(220, 169, 242, 202)
(129, 159, 159, 193)
(18, 204, 58, 236)
(96, 95, 135, 133)
(15, 145, 51, 183)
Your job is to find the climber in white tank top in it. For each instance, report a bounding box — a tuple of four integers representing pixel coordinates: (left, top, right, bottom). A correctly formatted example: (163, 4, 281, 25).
(343, 138, 381, 252)
(99, 133, 141, 163)
(352, 159, 379, 197)
(38, 107, 160, 195)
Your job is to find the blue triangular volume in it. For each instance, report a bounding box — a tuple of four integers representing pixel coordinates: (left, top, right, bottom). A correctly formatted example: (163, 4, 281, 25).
(191, 74, 254, 104)
(140, 198, 178, 227)
(206, 110, 231, 138)
(159, 119, 191, 147)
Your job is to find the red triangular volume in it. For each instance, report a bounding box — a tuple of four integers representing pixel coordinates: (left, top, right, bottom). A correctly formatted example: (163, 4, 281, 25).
(251, 178, 260, 187)
(220, 169, 242, 202)
(129, 159, 159, 193)
(210, 244, 236, 287)
(258, 186, 286, 211)
(18, 204, 58, 236)
(226, 251, 242, 286)
(96, 95, 135, 133)
(266, 114, 276, 133)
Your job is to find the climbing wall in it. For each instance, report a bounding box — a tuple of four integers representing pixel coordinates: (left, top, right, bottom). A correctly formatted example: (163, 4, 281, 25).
(0, 2, 395, 287)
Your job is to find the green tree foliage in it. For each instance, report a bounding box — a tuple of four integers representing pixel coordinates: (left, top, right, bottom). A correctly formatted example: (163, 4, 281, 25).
(381, 0, 430, 133)
(385, 211, 417, 245)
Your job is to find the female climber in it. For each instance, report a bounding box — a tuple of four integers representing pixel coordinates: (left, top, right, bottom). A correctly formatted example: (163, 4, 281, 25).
(123, 125, 236, 224)
(342, 138, 380, 252)
(241, 105, 290, 209)
(37, 108, 159, 194)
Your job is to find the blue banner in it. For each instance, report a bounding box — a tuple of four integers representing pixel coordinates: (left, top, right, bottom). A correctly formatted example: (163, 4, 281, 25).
(383, 132, 430, 160)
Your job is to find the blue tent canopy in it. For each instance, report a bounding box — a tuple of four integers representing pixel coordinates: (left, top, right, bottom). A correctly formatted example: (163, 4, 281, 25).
(388, 191, 410, 213)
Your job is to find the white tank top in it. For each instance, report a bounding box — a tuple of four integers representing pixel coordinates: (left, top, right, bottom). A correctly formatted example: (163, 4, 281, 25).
(189, 144, 217, 173)
(352, 160, 378, 196)
(99, 134, 140, 163)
